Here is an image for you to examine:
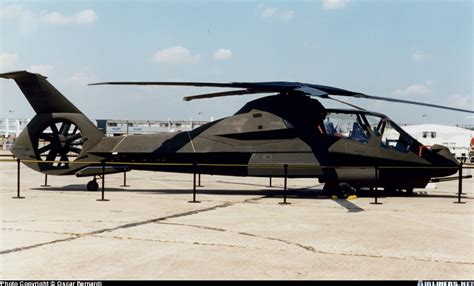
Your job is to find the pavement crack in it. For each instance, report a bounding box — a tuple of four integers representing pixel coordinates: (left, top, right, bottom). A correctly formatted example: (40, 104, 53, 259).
(240, 231, 474, 266)
(2, 219, 131, 223)
(0, 235, 81, 255)
(156, 222, 474, 266)
(89, 234, 284, 252)
(1, 227, 81, 236)
(160, 222, 227, 232)
(0, 201, 234, 255)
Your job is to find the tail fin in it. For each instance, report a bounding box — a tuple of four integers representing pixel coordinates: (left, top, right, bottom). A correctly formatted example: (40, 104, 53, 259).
(1, 71, 104, 175)
(0, 70, 81, 114)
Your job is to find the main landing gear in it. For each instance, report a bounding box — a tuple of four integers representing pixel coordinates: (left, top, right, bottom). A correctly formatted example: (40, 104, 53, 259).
(323, 182, 357, 199)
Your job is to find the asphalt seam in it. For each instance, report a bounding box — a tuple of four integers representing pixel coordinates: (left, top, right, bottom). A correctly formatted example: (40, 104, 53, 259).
(4, 222, 474, 266)
(90, 233, 288, 252)
(157, 221, 474, 266)
(2, 186, 472, 266)
(2, 219, 132, 223)
(0, 201, 236, 255)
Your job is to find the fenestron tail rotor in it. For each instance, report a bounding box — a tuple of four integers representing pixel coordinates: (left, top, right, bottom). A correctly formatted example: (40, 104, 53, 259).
(36, 119, 84, 169)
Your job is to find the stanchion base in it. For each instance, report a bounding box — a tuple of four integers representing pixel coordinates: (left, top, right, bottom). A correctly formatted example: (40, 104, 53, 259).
(12, 196, 25, 199)
(279, 202, 291, 205)
(453, 201, 466, 204)
(120, 185, 130, 187)
(370, 202, 382, 205)
(40, 185, 51, 187)
(188, 200, 201, 203)
(96, 199, 110, 202)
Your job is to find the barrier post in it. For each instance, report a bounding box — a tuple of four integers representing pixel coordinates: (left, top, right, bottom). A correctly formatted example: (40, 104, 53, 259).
(197, 173, 203, 187)
(97, 160, 109, 201)
(12, 158, 25, 199)
(120, 171, 129, 187)
(370, 166, 382, 205)
(268, 177, 272, 187)
(454, 164, 465, 204)
(279, 164, 290, 205)
(189, 162, 200, 203)
(40, 174, 50, 187)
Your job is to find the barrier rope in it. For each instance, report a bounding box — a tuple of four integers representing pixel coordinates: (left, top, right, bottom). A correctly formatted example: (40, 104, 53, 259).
(0, 157, 470, 170)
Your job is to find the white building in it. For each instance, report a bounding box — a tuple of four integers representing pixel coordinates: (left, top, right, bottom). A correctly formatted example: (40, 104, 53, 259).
(401, 124, 474, 163)
(0, 117, 209, 150)
(0, 118, 31, 137)
(96, 119, 209, 136)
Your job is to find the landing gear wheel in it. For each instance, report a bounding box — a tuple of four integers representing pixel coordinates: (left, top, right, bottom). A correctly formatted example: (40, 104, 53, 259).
(323, 182, 356, 199)
(338, 183, 356, 199)
(87, 180, 99, 192)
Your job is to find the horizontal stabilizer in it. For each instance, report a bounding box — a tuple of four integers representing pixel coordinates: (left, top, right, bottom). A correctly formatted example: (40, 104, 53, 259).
(75, 165, 130, 177)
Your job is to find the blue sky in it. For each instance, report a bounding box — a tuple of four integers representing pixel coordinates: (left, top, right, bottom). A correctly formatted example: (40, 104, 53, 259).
(0, 0, 472, 125)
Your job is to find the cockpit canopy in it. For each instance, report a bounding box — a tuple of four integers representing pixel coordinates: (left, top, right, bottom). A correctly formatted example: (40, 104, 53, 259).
(324, 109, 421, 153)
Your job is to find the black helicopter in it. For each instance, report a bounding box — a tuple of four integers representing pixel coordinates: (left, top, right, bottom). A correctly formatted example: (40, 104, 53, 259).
(1, 70, 471, 196)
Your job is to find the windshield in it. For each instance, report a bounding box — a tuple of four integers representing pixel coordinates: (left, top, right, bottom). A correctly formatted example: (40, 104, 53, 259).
(325, 110, 420, 153)
(365, 114, 419, 153)
(324, 112, 370, 143)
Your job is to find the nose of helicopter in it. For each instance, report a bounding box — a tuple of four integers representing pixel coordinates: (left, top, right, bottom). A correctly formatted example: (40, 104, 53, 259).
(430, 144, 460, 166)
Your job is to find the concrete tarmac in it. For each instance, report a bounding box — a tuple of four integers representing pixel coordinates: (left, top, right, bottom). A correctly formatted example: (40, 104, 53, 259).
(0, 160, 473, 280)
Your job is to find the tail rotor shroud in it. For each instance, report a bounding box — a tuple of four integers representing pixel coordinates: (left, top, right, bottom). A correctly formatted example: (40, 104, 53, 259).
(36, 119, 84, 169)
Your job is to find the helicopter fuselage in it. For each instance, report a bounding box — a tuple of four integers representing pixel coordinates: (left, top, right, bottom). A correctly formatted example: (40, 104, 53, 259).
(84, 94, 459, 190)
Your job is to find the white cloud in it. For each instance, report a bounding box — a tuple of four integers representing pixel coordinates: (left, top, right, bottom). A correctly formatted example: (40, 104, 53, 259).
(392, 81, 433, 97)
(40, 9, 97, 25)
(0, 4, 26, 20)
(411, 50, 428, 62)
(0, 4, 38, 34)
(75, 9, 97, 24)
(447, 94, 472, 109)
(1, 5, 96, 31)
(152, 46, 200, 64)
(28, 65, 53, 75)
(214, 48, 232, 61)
(70, 72, 98, 85)
(0, 52, 18, 70)
(323, 0, 349, 10)
(261, 7, 295, 21)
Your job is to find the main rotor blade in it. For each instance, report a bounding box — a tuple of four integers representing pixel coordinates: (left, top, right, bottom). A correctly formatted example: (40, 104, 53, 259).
(89, 80, 473, 113)
(183, 89, 260, 101)
(89, 81, 359, 96)
(327, 96, 366, 110)
(347, 94, 474, 114)
(89, 81, 240, 88)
